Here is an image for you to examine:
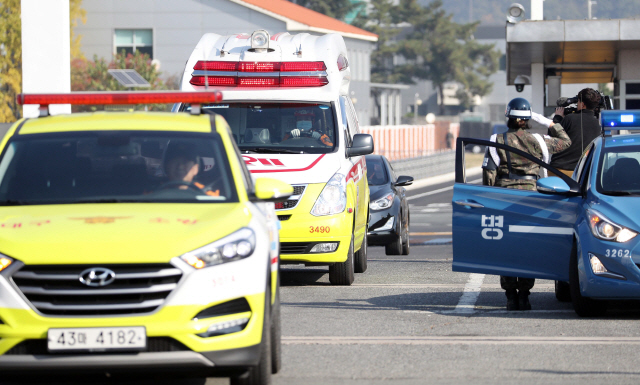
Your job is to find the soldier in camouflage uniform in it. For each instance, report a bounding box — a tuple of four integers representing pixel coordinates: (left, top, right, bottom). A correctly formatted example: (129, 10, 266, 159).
(482, 97, 571, 310)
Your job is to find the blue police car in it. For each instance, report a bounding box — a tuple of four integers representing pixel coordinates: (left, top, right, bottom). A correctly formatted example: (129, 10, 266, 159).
(452, 110, 640, 317)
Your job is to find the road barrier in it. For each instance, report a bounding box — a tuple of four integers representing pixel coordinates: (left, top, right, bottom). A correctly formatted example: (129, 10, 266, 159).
(360, 122, 459, 161)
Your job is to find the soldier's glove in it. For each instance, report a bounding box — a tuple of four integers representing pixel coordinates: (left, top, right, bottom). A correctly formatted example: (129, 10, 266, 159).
(291, 129, 301, 138)
(311, 131, 321, 139)
(531, 112, 554, 128)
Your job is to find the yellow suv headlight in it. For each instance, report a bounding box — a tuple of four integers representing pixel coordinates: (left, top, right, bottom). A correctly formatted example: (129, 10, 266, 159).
(0, 255, 13, 272)
(181, 228, 256, 269)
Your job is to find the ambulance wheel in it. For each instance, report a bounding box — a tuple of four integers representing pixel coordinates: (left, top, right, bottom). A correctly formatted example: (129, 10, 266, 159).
(569, 242, 607, 317)
(354, 231, 368, 273)
(554, 281, 571, 302)
(271, 275, 282, 374)
(329, 235, 355, 285)
(230, 285, 272, 385)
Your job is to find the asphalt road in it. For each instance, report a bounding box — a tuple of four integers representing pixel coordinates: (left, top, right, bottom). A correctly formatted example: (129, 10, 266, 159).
(14, 175, 640, 385)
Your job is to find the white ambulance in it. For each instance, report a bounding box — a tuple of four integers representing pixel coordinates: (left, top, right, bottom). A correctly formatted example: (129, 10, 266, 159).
(178, 30, 373, 285)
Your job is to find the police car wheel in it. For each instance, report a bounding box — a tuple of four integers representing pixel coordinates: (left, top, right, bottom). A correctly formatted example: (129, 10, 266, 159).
(569, 242, 607, 317)
(354, 230, 368, 273)
(554, 281, 571, 302)
(230, 284, 272, 385)
(329, 235, 355, 285)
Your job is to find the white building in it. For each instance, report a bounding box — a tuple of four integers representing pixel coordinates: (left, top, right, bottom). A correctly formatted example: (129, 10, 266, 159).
(75, 0, 377, 123)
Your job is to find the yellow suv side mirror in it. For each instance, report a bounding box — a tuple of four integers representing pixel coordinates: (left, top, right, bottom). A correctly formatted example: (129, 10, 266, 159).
(254, 178, 293, 202)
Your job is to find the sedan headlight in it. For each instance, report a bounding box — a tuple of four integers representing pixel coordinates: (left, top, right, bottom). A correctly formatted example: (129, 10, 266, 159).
(180, 228, 256, 269)
(586, 209, 638, 243)
(371, 194, 394, 211)
(311, 173, 346, 216)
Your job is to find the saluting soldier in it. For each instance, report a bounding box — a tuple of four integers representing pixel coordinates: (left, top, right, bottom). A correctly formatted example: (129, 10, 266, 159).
(482, 97, 571, 311)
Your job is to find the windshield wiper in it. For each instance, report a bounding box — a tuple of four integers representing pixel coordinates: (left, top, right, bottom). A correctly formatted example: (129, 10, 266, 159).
(0, 200, 32, 206)
(602, 190, 635, 196)
(242, 147, 304, 154)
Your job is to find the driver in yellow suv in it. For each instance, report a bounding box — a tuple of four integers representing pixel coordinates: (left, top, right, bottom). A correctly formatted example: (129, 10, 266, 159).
(163, 142, 220, 197)
(282, 108, 333, 146)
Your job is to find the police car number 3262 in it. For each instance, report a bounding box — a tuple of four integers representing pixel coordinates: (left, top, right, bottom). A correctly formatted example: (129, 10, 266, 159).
(47, 326, 146, 351)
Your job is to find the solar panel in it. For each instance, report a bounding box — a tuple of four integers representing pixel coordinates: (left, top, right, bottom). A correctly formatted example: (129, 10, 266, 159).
(108, 69, 151, 88)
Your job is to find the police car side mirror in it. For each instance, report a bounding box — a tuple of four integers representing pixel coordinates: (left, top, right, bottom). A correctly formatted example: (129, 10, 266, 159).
(536, 177, 572, 195)
(347, 134, 374, 157)
(253, 178, 293, 202)
(395, 175, 414, 187)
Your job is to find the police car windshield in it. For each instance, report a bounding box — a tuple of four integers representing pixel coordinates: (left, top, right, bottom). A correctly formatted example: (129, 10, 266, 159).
(597, 146, 640, 196)
(196, 103, 336, 154)
(0, 132, 238, 205)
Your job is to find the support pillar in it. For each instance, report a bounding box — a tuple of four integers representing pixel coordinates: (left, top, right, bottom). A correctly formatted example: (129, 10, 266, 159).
(531, 63, 545, 114)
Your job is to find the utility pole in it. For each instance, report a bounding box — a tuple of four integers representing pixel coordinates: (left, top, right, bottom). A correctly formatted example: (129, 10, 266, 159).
(588, 0, 597, 19)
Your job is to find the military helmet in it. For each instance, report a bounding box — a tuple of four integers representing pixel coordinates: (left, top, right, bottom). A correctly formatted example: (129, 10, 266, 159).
(505, 97, 532, 120)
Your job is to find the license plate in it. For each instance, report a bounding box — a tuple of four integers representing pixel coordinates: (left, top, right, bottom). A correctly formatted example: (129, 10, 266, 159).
(47, 326, 146, 352)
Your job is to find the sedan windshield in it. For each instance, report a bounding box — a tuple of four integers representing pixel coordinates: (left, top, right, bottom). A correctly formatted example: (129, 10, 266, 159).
(0, 132, 238, 205)
(366, 157, 388, 186)
(598, 145, 640, 195)
(195, 103, 337, 154)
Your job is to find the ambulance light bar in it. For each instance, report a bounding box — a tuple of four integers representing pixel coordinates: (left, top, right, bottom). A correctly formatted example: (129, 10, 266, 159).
(601, 110, 640, 135)
(190, 60, 329, 87)
(16, 91, 223, 116)
(193, 61, 326, 72)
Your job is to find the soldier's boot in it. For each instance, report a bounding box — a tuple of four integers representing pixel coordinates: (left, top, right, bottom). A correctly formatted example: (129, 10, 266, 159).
(505, 289, 519, 311)
(518, 290, 532, 311)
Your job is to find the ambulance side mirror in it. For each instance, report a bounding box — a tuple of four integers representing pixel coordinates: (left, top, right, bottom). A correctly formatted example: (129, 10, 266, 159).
(347, 134, 374, 157)
(253, 178, 293, 202)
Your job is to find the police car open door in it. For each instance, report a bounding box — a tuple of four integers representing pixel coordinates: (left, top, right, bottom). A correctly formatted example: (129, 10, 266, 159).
(452, 138, 581, 281)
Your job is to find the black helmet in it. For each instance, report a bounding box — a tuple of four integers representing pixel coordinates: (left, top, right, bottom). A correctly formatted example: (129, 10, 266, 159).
(505, 98, 531, 120)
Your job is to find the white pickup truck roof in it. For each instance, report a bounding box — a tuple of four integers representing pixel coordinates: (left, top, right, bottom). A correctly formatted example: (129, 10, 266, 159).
(180, 31, 351, 102)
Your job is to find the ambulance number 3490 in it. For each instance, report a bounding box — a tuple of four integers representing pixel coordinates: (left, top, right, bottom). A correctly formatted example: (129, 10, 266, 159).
(310, 226, 330, 233)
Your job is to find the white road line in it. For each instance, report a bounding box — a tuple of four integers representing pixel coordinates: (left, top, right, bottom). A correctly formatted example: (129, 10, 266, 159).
(407, 178, 481, 201)
(454, 273, 485, 314)
(282, 335, 640, 345)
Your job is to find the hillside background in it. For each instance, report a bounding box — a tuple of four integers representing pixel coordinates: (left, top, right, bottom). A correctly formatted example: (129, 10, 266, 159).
(424, 0, 640, 24)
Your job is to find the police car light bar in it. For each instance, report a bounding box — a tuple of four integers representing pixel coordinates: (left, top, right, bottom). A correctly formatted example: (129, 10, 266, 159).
(16, 91, 223, 117)
(601, 110, 640, 135)
(190, 60, 329, 87)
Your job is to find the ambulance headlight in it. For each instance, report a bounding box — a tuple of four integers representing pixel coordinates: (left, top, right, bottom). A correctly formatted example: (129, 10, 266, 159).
(180, 228, 256, 269)
(311, 173, 347, 216)
(587, 209, 637, 243)
(251, 30, 269, 50)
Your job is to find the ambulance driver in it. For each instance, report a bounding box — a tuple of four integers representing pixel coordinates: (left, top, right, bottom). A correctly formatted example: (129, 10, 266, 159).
(283, 108, 333, 146)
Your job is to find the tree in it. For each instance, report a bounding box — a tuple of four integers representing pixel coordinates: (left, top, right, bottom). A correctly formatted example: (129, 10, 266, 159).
(0, 0, 22, 122)
(287, 0, 358, 21)
(0, 0, 86, 123)
(71, 51, 170, 111)
(361, 0, 500, 114)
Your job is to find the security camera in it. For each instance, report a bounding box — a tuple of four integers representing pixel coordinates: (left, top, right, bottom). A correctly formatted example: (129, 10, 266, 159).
(514, 75, 530, 93)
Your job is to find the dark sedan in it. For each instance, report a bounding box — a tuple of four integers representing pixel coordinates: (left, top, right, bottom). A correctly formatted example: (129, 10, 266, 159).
(365, 155, 413, 255)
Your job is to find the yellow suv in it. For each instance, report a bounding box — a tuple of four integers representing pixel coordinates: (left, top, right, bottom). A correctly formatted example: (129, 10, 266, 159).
(0, 91, 291, 384)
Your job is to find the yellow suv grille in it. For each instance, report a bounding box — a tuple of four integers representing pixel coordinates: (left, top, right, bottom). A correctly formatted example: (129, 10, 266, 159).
(11, 264, 182, 316)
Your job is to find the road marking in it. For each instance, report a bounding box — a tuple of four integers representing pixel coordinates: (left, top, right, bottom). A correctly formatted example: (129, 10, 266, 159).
(409, 232, 452, 236)
(509, 225, 574, 235)
(282, 335, 640, 345)
(407, 178, 481, 201)
(454, 273, 485, 314)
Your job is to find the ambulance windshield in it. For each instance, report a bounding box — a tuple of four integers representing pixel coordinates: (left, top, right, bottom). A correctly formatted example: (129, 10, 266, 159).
(199, 103, 336, 154)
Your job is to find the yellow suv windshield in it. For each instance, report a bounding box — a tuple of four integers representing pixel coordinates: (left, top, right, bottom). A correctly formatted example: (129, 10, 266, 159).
(0, 131, 238, 205)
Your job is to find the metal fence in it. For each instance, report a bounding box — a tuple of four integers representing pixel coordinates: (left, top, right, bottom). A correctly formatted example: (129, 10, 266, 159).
(389, 150, 455, 181)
